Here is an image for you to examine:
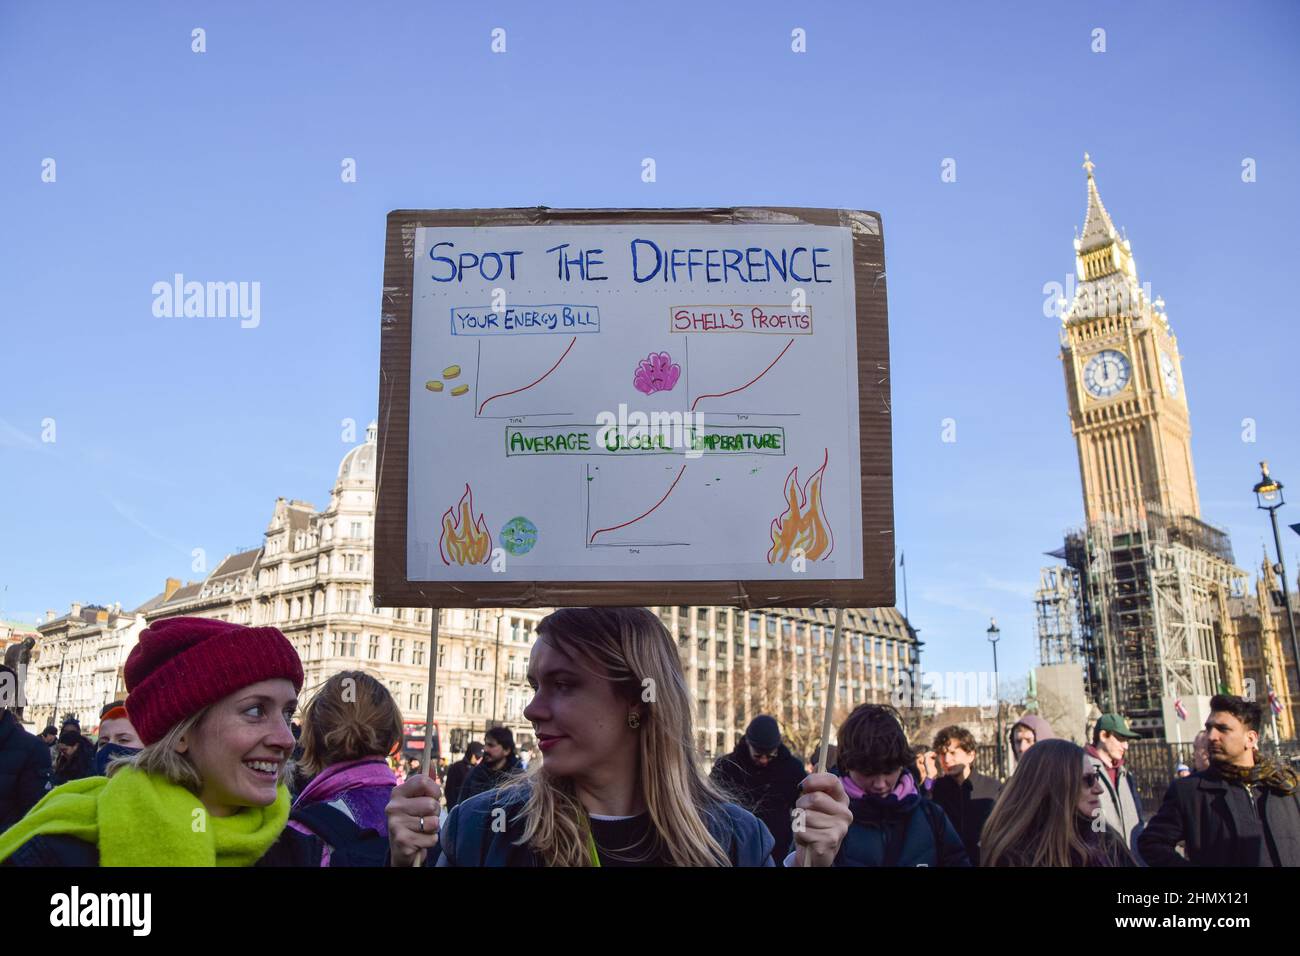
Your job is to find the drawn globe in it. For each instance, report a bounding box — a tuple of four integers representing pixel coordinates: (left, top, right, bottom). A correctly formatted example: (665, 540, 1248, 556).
(500, 516, 538, 556)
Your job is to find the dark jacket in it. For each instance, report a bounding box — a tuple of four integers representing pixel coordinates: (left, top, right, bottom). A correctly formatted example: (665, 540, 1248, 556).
(710, 741, 806, 863)
(435, 787, 775, 866)
(835, 788, 970, 867)
(459, 754, 524, 804)
(2, 825, 325, 867)
(0, 712, 52, 832)
(51, 738, 95, 787)
(1138, 767, 1300, 867)
(443, 757, 479, 810)
(930, 770, 1001, 866)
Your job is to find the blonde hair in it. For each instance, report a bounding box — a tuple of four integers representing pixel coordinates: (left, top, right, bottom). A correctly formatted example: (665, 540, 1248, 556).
(298, 671, 403, 778)
(108, 705, 292, 793)
(980, 738, 1132, 867)
(501, 607, 732, 866)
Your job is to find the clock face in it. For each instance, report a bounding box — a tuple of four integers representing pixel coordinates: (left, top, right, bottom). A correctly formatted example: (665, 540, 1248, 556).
(1160, 351, 1179, 398)
(1083, 349, 1131, 399)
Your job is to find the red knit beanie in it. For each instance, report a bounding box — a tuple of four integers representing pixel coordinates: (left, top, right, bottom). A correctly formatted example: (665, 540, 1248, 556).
(124, 617, 303, 746)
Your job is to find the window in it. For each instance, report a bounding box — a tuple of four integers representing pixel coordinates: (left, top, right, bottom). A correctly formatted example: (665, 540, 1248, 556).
(350, 521, 363, 539)
(342, 589, 360, 614)
(463, 646, 471, 669)
(368, 635, 380, 660)
(473, 648, 486, 671)
(472, 610, 483, 631)
(413, 641, 425, 665)
(460, 687, 469, 714)
(437, 644, 446, 668)
(409, 687, 422, 710)
(344, 553, 363, 573)
(511, 617, 522, 641)
(471, 688, 485, 714)
(417, 609, 427, 624)
(391, 638, 405, 663)
(338, 632, 356, 656)
(507, 655, 518, 681)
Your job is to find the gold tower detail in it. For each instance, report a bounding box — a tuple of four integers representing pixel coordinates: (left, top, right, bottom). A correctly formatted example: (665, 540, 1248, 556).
(1061, 154, 1199, 527)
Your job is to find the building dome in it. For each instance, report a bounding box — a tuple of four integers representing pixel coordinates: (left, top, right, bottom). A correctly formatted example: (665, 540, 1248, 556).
(336, 421, 377, 484)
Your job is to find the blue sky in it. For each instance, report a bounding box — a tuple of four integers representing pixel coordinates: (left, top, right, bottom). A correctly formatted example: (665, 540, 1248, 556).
(2, 1, 1297, 689)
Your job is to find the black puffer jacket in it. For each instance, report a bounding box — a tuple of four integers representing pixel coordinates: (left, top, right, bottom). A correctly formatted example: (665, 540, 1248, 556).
(710, 742, 806, 863)
(0, 712, 52, 831)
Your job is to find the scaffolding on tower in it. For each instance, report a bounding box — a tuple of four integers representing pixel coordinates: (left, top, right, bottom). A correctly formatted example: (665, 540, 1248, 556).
(1062, 503, 1245, 738)
(1034, 566, 1082, 665)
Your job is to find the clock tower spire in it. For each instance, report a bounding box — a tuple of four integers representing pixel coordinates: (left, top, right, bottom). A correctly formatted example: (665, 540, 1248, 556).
(1060, 154, 1199, 526)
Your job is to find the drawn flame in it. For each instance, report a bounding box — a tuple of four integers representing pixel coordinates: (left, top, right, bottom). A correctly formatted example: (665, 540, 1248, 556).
(767, 449, 833, 564)
(439, 484, 492, 566)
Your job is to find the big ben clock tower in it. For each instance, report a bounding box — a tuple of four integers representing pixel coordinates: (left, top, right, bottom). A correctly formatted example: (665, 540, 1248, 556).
(1054, 155, 1245, 739)
(1061, 154, 1199, 526)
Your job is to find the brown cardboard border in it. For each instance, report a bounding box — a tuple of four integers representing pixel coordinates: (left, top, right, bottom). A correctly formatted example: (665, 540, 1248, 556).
(374, 207, 892, 609)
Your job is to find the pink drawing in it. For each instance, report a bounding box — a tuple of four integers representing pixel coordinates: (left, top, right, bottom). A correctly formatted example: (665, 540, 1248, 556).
(633, 352, 681, 395)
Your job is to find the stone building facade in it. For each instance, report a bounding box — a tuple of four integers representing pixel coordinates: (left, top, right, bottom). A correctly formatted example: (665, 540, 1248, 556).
(22, 423, 921, 765)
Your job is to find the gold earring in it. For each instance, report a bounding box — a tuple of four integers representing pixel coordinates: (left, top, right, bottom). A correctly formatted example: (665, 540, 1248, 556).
(628, 711, 641, 729)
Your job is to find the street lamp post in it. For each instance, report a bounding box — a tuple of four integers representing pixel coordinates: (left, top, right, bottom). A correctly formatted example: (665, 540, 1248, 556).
(1254, 462, 1300, 724)
(987, 617, 1002, 779)
(491, 611, 504, 726)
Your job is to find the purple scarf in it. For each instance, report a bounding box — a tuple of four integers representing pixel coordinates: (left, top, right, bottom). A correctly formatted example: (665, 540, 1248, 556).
(842, 771, 918, 802)
(294, 757, 395, 808)
(290, 757, 397, 864)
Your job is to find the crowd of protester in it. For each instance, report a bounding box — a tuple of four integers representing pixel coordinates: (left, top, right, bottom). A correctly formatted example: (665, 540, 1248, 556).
(1, 609, 1297, 867)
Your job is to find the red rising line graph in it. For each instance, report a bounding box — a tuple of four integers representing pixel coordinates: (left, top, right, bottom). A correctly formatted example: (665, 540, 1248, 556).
(690, 337, 795, 412)
(589, 464, 687, 545)
(477, 336, 578, 416)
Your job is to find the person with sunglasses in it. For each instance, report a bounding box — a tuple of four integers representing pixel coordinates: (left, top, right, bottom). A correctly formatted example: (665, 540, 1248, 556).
(1084, 713, 1145, 859)
(981, 738, 1136, 866)
(710, 715, 807, 864)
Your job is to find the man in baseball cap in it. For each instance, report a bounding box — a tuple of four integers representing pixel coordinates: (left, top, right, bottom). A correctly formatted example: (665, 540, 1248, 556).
(1085, 713, 1144, 856)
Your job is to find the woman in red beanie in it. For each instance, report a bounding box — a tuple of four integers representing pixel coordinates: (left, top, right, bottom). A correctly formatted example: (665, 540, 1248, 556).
(0, 617, 326, 867)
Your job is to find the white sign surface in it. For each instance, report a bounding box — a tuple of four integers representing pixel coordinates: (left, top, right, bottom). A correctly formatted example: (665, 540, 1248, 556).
(406, 223, 863, 582)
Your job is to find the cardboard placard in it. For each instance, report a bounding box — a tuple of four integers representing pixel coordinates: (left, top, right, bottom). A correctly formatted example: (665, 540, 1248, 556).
(374, 207, 892, 609)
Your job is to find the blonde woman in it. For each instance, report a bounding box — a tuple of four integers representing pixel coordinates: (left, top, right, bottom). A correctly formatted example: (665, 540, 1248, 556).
(980, 738, 1136, 867)
(387, 607, 851, 866)
(0, 617, 323, 867)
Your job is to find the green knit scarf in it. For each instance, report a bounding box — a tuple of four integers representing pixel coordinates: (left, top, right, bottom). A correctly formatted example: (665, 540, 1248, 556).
(1213, 756, 1300, 796)
(0, 766, 290, 866)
